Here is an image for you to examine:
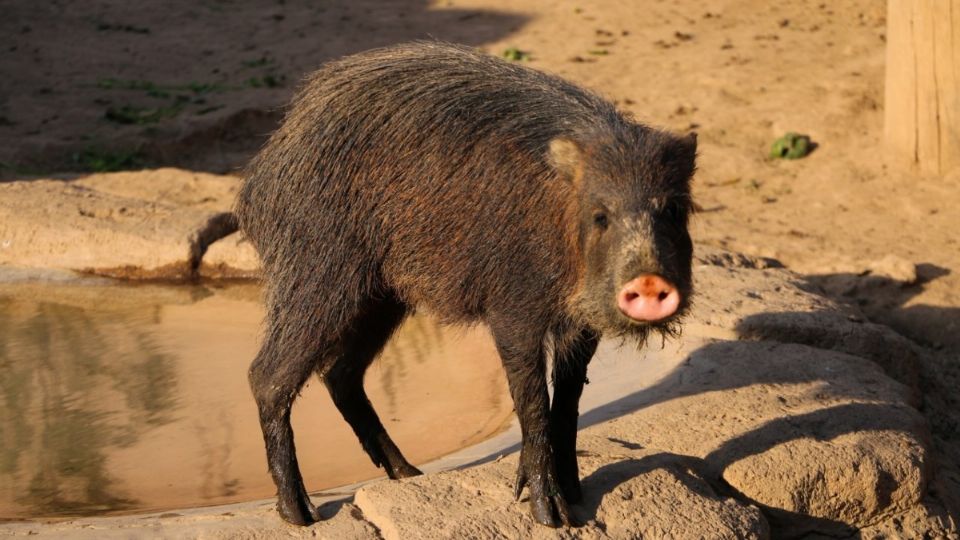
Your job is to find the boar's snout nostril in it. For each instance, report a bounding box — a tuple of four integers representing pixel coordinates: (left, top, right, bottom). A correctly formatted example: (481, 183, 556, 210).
(617, 274, 681, 322)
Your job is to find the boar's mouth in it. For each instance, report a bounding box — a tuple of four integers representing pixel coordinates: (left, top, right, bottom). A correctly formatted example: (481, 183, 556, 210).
(623, 320, 683, 352)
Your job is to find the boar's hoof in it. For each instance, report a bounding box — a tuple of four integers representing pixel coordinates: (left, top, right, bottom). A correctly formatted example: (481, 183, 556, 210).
(389, 462, 424, 479)
(558, 473, 583, 505)
(277, 493, 321, 526)
(515, 457, 578, 527)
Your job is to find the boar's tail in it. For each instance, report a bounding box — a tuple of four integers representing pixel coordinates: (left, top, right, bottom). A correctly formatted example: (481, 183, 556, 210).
(188, 211, 239, 277)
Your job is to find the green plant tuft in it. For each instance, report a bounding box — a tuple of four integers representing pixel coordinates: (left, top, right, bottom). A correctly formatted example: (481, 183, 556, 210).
(502, 47, 531, 62)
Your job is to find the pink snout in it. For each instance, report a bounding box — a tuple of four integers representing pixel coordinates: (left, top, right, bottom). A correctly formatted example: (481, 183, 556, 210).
(617, 274, 681, 322)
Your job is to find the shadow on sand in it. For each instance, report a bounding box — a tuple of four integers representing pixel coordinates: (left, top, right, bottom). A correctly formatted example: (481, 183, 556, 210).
(1, 0, 531, 177)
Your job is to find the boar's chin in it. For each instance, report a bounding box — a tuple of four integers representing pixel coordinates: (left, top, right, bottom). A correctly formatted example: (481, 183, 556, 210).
(568, 295, 687, 347)
(610, 312, 686, 349)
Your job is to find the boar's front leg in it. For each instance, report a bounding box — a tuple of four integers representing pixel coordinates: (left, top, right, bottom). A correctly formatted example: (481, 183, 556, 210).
(490, 316, 573, 527)
(550, 327, 600, 504)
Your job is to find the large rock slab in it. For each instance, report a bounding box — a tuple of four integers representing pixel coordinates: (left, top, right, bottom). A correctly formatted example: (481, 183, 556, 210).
(674, 343, 923, 530)
(692, 248, 922, 400)
(353, 443, 769, 540)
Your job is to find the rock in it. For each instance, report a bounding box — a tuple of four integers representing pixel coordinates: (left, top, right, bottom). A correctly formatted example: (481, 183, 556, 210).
(577, 440, 771, 539)
(735, 311, 922, 401)
(596, 341, 930, 538)
(691, 246, 842, 332)
(694, 246, 921, 399)
(354, 444, 770, 540)
(0, 169, 252, 279)
(200, 232, 261, 279)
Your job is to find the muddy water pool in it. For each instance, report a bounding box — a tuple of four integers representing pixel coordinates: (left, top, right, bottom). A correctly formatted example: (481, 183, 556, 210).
(0, 280, 512, 519)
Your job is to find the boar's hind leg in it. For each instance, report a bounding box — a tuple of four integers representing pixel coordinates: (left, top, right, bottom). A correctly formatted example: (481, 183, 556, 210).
(322, 295, 422, 480)
(249, 325, 324, 526)
(490, 316, 575, 528)
(550, 328, 600, 504)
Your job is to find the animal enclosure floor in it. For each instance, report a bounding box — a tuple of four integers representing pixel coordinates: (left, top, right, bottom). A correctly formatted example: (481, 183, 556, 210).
(2, 0, 959, 531)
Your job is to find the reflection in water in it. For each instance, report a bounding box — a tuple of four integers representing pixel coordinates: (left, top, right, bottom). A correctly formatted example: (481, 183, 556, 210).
(194, 410, 240, 500)
(0, 296, 178, 516)
(0, 282, 510, 519)
(379, 316, 441, 410)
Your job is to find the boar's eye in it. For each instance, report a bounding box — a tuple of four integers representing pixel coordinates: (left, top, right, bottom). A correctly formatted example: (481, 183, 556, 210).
(593, 211, 609, 230)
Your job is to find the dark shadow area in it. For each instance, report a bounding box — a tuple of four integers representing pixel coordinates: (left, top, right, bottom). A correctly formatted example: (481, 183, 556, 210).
(735, 309, 924, 399)
(577, 451, 853, 537)
(576, 336, 920, 433)
(803, 263, 956, 350)
(0, 0, 530, 179)
(316, 496, 354, 521)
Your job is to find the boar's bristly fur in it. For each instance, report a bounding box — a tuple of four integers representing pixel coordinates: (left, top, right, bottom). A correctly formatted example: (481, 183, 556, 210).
(237, 41, 696, 528)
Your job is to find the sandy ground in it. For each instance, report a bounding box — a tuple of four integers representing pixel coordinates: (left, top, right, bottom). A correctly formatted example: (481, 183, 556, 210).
(2, 0, 956, 346)
(2, 0, 959, 535)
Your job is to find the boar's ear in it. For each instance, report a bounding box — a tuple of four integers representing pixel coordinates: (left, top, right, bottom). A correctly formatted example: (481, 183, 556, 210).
(547, 138, 584, 183)
(684, 131, 698, 152)
(661, 131, 698, 179)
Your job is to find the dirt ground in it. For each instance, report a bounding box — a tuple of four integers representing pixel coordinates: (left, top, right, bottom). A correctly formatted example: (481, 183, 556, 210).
(2, 0, 959, 530)
(2, 0, 957, 344)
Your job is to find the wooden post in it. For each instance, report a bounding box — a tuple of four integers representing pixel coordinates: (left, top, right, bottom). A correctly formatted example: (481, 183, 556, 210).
(884, 0, 960, 176)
